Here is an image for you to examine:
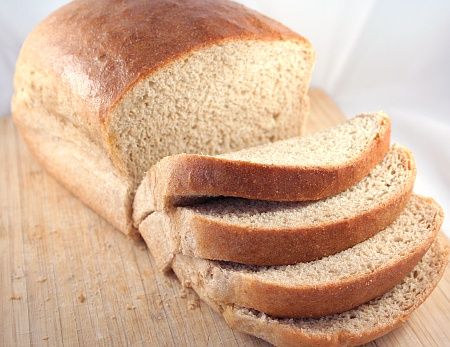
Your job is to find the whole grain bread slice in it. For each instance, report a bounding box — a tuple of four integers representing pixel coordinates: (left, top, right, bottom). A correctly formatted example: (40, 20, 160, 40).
(222, 236, 449, 347)
(139, 145, 415, 267)
(133, 112, 391, 224)
(167, 195, 443, 318)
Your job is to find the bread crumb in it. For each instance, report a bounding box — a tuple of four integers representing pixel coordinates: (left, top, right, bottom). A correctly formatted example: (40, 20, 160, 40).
(78, 292, 86, 303)
(37, 277, 47, 283)
(42, 336, 49, 341)
(14, 274, 22, 280)
(10, 294, 22, 300)
(157, 315, 163, 320)
(126, 304, 136, 310)
(179, 288, 188, 299)
(45, 297, 50, 302)
(111, 315, 117, 320)
(156, 294, 164, 307)
(188, 297, 200, 310)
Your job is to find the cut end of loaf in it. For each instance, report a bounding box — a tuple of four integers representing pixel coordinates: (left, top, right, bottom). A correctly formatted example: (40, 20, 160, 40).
(108, 39, 313, 182)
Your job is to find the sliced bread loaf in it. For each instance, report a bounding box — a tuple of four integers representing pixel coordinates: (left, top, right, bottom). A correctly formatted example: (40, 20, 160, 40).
(223, 236, 449, 347)
(139, 145, 415, 267)
(167, 195, 443, 318)
(133, 112, 391, 223)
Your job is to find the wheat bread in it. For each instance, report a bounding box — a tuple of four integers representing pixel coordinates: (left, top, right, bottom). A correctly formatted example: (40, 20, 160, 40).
(222, 235, 449, 347)
(139, 145, 415, 267)
(166, 195, 443, 318)
(133, 113, 391, 222)
(12, 0, 314, 234)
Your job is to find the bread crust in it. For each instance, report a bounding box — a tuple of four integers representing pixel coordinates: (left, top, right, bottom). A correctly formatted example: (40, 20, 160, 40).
(170, 196, 443, 318)
(222, 235, 449, 347)
(134, 113, 391, 216)
(14, 0, 310, 158)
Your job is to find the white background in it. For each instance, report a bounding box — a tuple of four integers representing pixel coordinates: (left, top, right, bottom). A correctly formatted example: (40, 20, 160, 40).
(1, 0, 449, 234)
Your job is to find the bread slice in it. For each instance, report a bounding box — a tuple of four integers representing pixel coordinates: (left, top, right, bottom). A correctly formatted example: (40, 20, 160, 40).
(13, 0, 314, 235)
(223, 236, 449, 347)
(167, 195, 443, 318)
(133, 112, 391, 223)
(138, 145, 415, 267)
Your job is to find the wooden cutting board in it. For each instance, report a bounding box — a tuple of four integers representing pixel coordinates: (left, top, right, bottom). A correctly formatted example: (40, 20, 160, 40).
(1, 89, 449, 347)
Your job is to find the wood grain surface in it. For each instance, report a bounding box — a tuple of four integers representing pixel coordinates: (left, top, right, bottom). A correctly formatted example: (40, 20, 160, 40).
(1, 89, 449, 347)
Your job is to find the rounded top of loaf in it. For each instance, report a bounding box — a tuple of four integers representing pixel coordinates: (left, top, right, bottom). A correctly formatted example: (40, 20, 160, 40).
(17, 0, 309, 123)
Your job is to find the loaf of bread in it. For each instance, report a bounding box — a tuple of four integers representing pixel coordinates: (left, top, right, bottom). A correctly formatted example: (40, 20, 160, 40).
(133, 113, 391, 222)
(12, 0, 314, 234)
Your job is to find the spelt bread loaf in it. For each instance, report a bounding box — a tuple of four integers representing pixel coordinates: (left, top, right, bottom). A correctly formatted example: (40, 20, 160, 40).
(168, 195, 443, 318)
(12, 0, 314, 234)
(133, 113, 390, 222)
(139, 145, 415, 267)
(223, 236, 449, 347)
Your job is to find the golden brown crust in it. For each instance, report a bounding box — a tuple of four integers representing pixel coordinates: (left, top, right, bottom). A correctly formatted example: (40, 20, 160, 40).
(138, 113, 391, 214)
(222, 235, 449, 347)
(17, 0, 307, 140)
